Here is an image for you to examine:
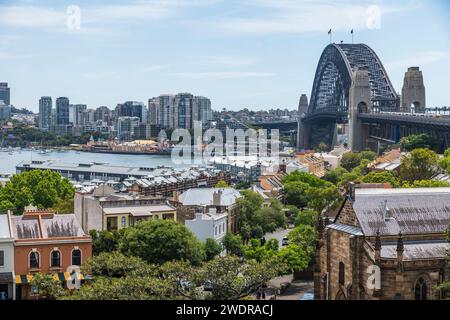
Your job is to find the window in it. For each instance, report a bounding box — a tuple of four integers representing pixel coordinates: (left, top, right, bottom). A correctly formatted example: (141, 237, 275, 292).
(0, 250, 4, 266)
(51, 250, 61, 267)
(30, 251, 40, 269)
(121, 216, 127, 228)
(72, 249, 81, 266)
(415, 277, 428, 300)
(338, 262, 345, 286)
(106, 217, 118, 231)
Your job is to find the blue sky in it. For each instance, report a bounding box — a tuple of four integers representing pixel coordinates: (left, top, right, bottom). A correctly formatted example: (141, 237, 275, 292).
(0, 0, 449, 111)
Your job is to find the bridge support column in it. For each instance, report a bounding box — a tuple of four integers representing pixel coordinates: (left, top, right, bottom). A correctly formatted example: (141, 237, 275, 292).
(401, 67, 426, 113)
(349, 68, 371, 152)
(297, 94, 309, 150)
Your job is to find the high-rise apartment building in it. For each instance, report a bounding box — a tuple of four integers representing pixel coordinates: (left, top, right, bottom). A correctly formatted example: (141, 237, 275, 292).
(56, 97, 70, 125)
(0, 100, 11, 119)
(69, 104, 87, 125)
(148, 94, 175, 128)
(39, 96, 52, 130)
(173, 93, 198, 129)
(117, 116, 140, 141)
(0, 83, 10, 105)
(148, 93, 211, 129)
(116, 101, 147, 123)
(195, 96, 212, 123)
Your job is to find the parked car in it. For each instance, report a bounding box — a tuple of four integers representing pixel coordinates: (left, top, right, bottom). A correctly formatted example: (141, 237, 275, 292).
(299, 290, 314, 300)
(282, 237, 289, 246)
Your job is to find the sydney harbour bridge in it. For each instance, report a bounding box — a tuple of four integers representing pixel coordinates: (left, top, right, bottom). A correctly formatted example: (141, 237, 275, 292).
(253, 43, 450, 152)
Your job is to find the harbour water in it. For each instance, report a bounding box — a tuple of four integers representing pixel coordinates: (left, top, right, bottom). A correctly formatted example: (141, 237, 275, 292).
(0, 149, 187, 175)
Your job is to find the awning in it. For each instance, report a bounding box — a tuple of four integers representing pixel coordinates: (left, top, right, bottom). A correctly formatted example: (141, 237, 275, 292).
(15, 275, 33, 285)
(15, 272, 89, 285)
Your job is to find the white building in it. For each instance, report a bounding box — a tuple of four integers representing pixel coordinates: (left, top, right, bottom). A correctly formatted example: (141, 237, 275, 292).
(185, 208, 228, 243)
(0, 214, 15, 300)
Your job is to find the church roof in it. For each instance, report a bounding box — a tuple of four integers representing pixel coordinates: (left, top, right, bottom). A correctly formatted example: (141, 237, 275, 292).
(380, 240, 449, 260)
(352, 188, 450, 237)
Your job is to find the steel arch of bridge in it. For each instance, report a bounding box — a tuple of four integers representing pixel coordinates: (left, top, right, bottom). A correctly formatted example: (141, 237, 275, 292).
(307, 43, 399, 119)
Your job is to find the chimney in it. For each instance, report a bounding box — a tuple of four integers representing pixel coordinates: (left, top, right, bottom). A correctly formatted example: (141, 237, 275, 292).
(195, 208, 203, 220)
(374, 230, 381, 262)
(213, 190, 222, 206)
(347, 182, 356, 201)
(396, 233, 404, 259)
(173, 191, 180, 203)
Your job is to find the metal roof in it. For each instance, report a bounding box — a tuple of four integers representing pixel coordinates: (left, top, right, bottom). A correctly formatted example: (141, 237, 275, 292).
(380, 241, 449, 260)
(352, 188, 450, 236)
(179, 188, 241, 206)
(0, 214, 11, 238)
(102, 204, 175, 217)
(327, 223, 364, 236)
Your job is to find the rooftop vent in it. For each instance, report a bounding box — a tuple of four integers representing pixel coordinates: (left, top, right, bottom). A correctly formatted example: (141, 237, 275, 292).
(382, 200, 393, 221)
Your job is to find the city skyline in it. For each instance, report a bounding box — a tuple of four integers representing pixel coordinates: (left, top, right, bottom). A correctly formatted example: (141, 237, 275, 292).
(1, 0, 449, 111)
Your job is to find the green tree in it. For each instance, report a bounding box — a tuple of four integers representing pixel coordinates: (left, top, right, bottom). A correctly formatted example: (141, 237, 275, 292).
(323, 167, 348, 185)
(361, 171, 400, 187)
(83, 251, 158, 278)
(236, 190, 285, 240)
(234, 181, 251, 189)
(204, 238, 223, 261)
(242, 238, 279, 263)
(29, 273, 66, 300)
(287, 224, 317, 256)
(294, 209, 317, 227)
(119, 220, 205, 265)
(341, 152, 363, 171)
(0, 170, 74, 214)
(163, 255, 285, 300)
(89, 230, 123, 256)
(400, 133, 439, 152)
(402, 180, 450, 188)
(65, 275, 175, 300)
(399, 148, 440, 183)
(306, 185, 342, 213)
(214, 180, 229, 188)
(284, 181, 310, 208)
(222, 233, 243, 256)
(340, 151, 376, 172)
(277, 244, 310, 273)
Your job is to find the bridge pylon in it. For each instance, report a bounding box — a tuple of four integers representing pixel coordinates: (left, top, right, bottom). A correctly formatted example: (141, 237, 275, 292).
(401, 67, 426, 113)
(297, 94, 309, 150)
(349, 67, 371, 151)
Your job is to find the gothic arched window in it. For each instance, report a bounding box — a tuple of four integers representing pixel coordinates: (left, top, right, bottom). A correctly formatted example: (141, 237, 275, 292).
(415, 277, 428, 300)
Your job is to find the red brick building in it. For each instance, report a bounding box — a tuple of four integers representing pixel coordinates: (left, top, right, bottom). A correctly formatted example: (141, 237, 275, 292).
(8, 209, 92, 300)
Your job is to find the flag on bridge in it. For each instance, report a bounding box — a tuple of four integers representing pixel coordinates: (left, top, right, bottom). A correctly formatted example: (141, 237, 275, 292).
(328, 29, 332, 35)
(350, 29, 354, 34)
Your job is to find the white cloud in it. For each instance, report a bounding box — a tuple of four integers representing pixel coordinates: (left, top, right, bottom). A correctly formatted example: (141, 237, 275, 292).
(0, 5, 66, 28)
(199, 0, 410, 36)
(386, 51, 448, 70)
(0, 1, 219, 31)
(170, 71, 275, 79)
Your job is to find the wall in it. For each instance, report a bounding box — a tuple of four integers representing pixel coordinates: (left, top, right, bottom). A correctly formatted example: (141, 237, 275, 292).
(0, 239, 15, 299)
